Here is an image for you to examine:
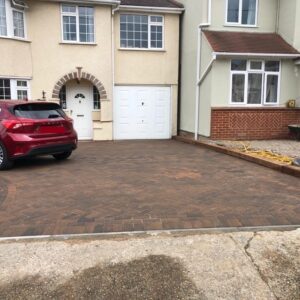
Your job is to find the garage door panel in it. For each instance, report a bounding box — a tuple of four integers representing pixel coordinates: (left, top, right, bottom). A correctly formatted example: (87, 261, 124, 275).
(114, 86, 171, 140)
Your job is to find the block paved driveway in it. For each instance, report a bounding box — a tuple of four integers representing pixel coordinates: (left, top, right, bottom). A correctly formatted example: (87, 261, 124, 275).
(0, 140, 299, 237)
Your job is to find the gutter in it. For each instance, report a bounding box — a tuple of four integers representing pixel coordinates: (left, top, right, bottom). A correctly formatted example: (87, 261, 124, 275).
(213, 52, 300, 59)
(45, 0, 121, 5)
(119, 5, 184, 14)
(194, 24, 210, 140)
(194, 0, 212, 140)
(177, 8, 184, 135)
(111, 3, 120, 139)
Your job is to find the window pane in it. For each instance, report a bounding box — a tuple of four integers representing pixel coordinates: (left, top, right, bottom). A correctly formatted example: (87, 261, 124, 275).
(242, 0, 256, 25)
(59, 85, 67, 109)
(17, 90, 28, 100)
(79, 7, 94, 42)
(150, 25, 163, 48)
(247, 73, 262, 104)
(17, 80, 27, 87)
(13, 10, 25, 38)
(232, 74, 245, 103)
(63, 15, 77, 41)
(62, 5, 76, 13)
(0, 0, 7, 36)
(250, 61, 262, 70)
(120, 14, 149, 49)
(231, 60, 247, 71)
(93, 86, 100, 109)
(0, 79, 11, 99)
(227, 0, 239, 23)
(150, 16, 163, 23)
(265, 75, 278, 103)
(265, 61, 280, 72)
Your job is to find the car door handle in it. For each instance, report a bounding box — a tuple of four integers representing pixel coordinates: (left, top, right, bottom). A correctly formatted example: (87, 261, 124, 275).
(77, 114, 84, 117)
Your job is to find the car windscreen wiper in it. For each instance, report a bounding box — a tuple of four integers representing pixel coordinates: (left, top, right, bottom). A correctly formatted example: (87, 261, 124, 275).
(48, 114, 60, 119)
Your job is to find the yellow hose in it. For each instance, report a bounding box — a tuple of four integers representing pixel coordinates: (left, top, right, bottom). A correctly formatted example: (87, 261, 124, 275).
(234, 142, 293, 165)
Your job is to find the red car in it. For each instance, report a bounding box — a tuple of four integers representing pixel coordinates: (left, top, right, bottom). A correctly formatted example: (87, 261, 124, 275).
(0, 100, 77, 170)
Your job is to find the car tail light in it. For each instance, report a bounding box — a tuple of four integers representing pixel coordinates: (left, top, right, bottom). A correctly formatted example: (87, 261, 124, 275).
(1, 120, 35, 133)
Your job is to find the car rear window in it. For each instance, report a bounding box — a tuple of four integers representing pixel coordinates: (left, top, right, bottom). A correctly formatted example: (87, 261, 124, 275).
(12, 103, 66, 120)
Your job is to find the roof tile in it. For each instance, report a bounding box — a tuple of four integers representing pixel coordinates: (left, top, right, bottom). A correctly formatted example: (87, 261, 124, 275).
(203, 30, 300, 55)
(120, 0, 184, 8)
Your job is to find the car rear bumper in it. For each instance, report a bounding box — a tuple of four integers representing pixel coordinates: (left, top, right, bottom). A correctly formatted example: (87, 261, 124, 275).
(3, 131, 78, 159)
(20, 143, 77, 158)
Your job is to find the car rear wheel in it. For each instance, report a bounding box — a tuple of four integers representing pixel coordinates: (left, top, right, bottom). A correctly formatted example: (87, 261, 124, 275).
(53, 151, 72, 160)
(0, 142, 14, 170)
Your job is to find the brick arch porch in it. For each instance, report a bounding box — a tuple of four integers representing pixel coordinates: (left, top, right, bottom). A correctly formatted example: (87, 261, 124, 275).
(52, 71, 108, 100)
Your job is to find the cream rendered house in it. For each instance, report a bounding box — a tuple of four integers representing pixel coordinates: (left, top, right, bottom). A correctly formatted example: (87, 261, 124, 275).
(178, 0, 300, 140)
(0, 0, 183, 140)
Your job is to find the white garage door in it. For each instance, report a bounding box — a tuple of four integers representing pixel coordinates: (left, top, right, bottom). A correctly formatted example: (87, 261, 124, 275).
(114, 86, 171, 140)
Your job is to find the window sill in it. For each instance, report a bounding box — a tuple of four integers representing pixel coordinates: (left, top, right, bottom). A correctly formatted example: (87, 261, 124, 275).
(224, 24, 258, 28)
(0, 35, 31, 43)
(59, 41, 97, 46)
(119, 47, 166, 52)
(228, 104, 280, 108)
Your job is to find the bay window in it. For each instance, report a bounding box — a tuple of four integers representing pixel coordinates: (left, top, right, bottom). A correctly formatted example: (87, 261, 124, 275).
(61, 4, 94, 43)
(230, 60, 280, 105)
(0, 78, 30, 100)
(120, 14, 164, 49)
(0, 0, 26, 38)
(226, 0, 257, 26)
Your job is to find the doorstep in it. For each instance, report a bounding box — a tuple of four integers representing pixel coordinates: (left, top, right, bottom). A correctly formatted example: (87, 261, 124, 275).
(173, 136, 300, 178)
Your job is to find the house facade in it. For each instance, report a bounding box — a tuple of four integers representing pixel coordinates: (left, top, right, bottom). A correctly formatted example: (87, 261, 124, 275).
(0, 0, 183, 140)
(179, 0, 300, 140)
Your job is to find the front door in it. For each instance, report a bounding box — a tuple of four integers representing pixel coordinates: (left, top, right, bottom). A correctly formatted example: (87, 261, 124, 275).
(66, 80, 93, 140)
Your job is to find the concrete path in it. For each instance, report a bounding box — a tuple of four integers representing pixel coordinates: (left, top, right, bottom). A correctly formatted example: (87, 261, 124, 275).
(0, 140, 299, 237)
(0, 229, 299, 299)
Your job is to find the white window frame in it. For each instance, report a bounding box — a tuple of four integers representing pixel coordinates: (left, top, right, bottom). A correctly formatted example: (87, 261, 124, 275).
(263, 71, 280, 105)
(0, 78, 30, 100)
(225, 0, 258, 27)
(230, 60, 280, 106)
(12, 7, 25, 38)
(120, 14, 164, 50)
(61, 4, 95, 44)
(0, 0, 26, 39)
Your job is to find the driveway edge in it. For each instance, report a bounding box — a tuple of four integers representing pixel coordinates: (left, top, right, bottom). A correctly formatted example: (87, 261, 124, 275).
(173, 136, 300, 178)
(0, 225, 299, 243)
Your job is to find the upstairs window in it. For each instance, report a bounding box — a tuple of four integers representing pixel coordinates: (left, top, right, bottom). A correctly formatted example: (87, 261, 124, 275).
(0, 0, 26, 38)
(226, 0, 257, 26)
(61, 4, 94, 43)
(230, 60, 280, 105)
(120, 14, 164, 49)
(13, 10, 24, 37)
(0, 0, 7, 36)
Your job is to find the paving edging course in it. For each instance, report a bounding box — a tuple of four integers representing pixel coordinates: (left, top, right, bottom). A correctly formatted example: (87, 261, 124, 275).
(174, 136, 300, 178)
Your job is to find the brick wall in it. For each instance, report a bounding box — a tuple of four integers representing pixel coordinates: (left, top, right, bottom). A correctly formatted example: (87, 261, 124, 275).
(211, 107, 300, 140)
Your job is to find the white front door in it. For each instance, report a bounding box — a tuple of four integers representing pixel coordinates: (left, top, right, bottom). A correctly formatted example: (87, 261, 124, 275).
(114, 86, 171, 140)
(66, 80, 93, 140)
